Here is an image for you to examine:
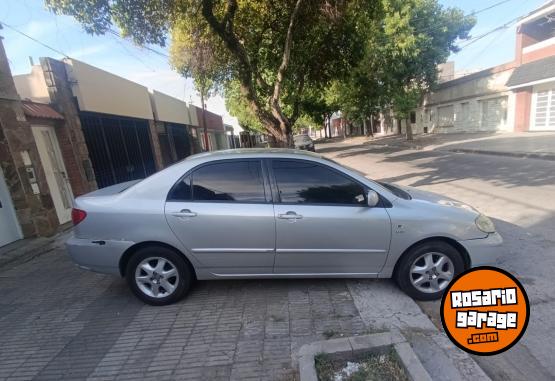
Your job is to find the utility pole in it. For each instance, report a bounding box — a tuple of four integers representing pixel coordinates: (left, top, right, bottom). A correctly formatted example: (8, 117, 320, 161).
(200, 89, 209, 151)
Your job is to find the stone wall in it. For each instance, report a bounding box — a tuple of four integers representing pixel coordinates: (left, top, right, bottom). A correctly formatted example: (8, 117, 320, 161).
(0, 37, 58, 237)
(40, 57, 97, 196)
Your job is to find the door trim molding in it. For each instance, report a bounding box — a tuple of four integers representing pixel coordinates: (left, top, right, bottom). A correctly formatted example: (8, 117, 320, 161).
(211, 272, 379, 278)
(276, 248, 386, 253)
(192, 248, 274, 253)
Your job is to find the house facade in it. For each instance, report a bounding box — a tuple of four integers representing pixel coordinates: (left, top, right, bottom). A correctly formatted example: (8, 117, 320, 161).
(508, 1, 555, 131)
(1, 37, 229, 246)
(391, 1, 555, 136)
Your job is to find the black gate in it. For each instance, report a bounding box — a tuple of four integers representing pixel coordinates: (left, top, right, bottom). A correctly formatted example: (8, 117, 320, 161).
(166, 123, 192, 161)
(80, 113, 157, 188)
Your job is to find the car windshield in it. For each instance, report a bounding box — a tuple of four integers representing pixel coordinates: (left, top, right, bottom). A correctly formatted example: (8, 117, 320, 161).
(323, 158, 411, 200)
(377, 181, 412, 200)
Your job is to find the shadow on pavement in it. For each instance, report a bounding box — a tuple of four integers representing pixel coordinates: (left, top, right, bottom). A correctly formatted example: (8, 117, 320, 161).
(377, 150, 555, 188)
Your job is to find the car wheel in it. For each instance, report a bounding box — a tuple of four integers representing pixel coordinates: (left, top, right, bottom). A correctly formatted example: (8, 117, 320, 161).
(126, 246, 193, 306)
(394, 241, 464, 301)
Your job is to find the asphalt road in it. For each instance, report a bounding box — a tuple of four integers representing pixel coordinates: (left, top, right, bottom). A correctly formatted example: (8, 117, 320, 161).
(318, 140, 555, 381)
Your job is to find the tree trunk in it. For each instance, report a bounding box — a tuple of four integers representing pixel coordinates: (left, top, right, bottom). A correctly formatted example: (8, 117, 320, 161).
(369, 116, 374, 137)
(342, 118, 346, 139)
(265, 121, 293, 148)
(397, 118, 402, 135)
(406, 118, 413, 141)
(362, 118, 368, 136)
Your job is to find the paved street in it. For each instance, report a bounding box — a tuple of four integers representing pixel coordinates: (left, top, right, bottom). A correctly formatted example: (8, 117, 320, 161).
(0, 141, 553, 381)
(318, 140, 555, 380)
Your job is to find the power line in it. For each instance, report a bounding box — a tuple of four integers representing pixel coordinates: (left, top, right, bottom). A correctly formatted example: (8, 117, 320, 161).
(469, 0, 516, 16)
(458, 14, 524, 50)
(0, 20, 69, 57)
(107, 28, 170, 59)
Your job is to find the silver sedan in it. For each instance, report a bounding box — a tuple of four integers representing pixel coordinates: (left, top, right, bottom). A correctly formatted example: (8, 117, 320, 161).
(66, 149, 502, 305)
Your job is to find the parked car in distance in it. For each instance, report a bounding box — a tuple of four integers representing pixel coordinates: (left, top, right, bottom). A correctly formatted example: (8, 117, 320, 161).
(293, 134, 315, 151)
(66, 149, 502, 305)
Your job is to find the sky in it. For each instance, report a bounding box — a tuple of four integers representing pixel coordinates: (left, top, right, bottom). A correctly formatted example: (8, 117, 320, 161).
(0, 0, 549, 128)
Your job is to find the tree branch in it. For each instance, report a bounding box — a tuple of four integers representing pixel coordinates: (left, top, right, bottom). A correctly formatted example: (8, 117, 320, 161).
(290, 73, 306, 125)
(270, 0, 304, 125)
(201, 0, 278, 132)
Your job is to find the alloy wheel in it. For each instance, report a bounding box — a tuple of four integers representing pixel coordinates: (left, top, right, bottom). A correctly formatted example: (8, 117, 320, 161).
(409, 252, 454, 293)
(135, 257, 180, 298)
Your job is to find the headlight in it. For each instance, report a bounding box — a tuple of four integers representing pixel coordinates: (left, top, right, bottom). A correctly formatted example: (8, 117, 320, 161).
(475, 214, 495, 233)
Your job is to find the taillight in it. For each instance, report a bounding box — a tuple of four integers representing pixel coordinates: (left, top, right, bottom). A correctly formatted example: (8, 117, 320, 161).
(71, 208, 87, 225)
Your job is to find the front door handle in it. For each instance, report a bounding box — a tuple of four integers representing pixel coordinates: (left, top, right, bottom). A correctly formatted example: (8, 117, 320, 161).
(172, 209, 197, 218)
(278, 211, 303, 220)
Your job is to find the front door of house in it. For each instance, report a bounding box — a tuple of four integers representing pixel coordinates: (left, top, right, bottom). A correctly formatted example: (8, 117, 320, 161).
(0, 167, 22, 247)
(32, 125, 74, 224)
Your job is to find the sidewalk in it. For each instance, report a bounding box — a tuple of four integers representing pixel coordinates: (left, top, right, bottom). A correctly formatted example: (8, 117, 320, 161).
(349, 132, 555, 160)
(0, 224, 72, 270)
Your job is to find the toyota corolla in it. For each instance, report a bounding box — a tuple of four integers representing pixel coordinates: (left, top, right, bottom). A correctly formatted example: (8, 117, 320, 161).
(66, 149, 502, 305)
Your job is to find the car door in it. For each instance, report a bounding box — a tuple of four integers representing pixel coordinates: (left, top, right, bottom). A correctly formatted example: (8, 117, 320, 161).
(270, 159, 391, 275)
(165, 159, 276, 275)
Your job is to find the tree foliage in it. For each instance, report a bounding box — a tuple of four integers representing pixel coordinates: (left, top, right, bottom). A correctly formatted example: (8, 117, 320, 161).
(45, 0, 473, 143)
(46, 0, 374, 146)
(327, 0, 475, 139)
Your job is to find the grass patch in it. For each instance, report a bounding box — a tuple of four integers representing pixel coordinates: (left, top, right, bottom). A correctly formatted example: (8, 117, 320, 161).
(315, 350, 408, 381)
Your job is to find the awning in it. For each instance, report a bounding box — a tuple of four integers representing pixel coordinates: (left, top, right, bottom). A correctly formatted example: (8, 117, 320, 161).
(21, 101, 64, 120)
(506, 56, 555, 89)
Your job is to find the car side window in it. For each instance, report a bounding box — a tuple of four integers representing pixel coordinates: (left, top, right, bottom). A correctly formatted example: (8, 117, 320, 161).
(187, 161, 266, 203)
(272, 160, 366, 205)
(168, 174, 192, 201)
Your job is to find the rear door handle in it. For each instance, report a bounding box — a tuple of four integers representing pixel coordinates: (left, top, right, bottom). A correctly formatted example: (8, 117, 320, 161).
(172, 209, 197, 217)
(278, 211, 302, 220)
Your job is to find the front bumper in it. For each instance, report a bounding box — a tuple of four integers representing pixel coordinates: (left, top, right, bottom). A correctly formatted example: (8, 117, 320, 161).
(459, 232, 503, 267)
(66, 235, 134, 275)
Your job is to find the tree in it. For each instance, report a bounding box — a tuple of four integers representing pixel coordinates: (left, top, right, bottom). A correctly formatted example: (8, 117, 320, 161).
(383, 0, 475, 140)
(46, 0, 374, 146)
(224, 80, 264, 132)
(327, 0, 475, 140)
(171, 26, 219, 150)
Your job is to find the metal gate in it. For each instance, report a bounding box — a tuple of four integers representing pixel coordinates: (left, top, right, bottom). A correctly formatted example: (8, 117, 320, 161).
(166, 123, 192, 160)
(80, 113, 157, 188)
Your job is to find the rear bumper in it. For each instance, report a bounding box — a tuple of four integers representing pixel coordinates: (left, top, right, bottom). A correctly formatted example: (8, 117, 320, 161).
(296, 144, 315, 151)
(65, 235, 134, 275)
(459, 232, 503, 267)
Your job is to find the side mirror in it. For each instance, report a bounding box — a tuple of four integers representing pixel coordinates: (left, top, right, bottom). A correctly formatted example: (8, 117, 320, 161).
(367, 190, 380, 207)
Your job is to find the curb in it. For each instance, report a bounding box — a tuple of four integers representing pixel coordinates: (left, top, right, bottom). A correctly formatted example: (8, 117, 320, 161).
(298, 331, 431, 381)
(360, 141, 555, 161)
(445, 148, 555, 161)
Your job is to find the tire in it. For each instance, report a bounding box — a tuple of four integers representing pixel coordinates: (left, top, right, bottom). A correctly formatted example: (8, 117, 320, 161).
(394, 240, 465, 301)
(126, 246, 193, 306)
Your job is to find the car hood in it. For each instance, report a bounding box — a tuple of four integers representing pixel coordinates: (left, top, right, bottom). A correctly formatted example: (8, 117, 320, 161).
(397, 184, 479, 214)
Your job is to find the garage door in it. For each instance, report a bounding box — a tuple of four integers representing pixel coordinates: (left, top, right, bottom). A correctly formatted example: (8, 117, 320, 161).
(480, 96, 508, 131)
(531, 86, 555, 131)
(80, 113, 157, 188)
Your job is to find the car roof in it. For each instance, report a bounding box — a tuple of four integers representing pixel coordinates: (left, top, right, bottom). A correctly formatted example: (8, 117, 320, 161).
(187, 148, 321, 161)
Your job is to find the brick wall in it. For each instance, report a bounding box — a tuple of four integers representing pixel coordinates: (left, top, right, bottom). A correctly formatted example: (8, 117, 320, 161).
(194, 106, 224, 132)
(514, 87, 532, 132)
(40, 58, 97, 196)
(522, 44, 555, 64)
